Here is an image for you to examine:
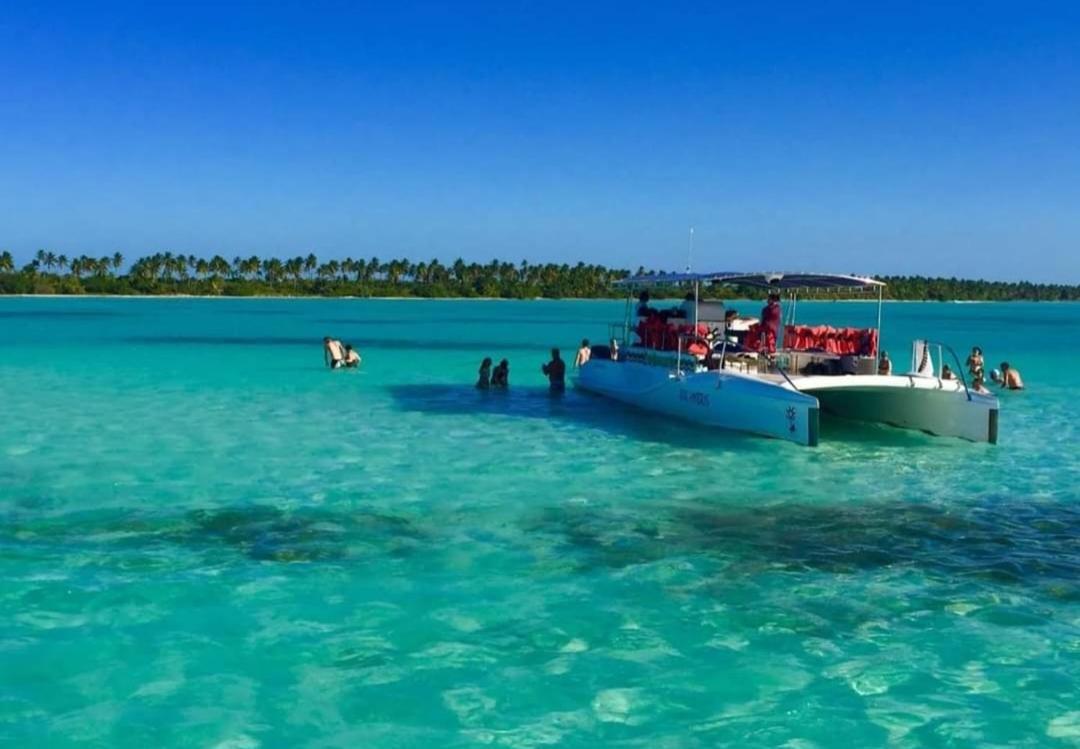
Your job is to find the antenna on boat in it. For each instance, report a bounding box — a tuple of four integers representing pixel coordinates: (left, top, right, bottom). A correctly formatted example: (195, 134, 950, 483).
(687, 226, 698, 327)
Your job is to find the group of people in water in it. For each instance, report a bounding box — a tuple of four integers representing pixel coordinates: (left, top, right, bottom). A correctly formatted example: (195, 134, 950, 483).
(965, 345, 1024, 393)
(475, 339, 595, 392)
(875, 344, 1024, 393)
(475, 357, 511, 389)
(322, 336, 361, 369)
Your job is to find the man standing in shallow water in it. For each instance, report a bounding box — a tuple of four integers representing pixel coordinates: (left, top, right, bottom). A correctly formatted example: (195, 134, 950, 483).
(1000, 362, 1025, 390)
(542, 348, 566, 392)
(323, 336, 345, 369)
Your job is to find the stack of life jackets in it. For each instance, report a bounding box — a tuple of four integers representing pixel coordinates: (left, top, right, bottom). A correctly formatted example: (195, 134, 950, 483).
(635, 317, 710, 353)
(782, 325, 879, 356)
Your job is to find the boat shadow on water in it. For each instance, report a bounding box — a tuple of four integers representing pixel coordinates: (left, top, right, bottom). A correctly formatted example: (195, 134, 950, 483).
(386, 384, 775, 453)
(387, 384, 953, 451)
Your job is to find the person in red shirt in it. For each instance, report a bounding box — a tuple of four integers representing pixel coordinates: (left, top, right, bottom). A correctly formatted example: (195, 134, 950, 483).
(760, 292, 782, 352)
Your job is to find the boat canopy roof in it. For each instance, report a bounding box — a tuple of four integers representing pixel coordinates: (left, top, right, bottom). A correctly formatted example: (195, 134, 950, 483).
(617, 271, 886, 290)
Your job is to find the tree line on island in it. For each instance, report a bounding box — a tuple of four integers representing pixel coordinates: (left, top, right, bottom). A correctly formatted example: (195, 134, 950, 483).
(0, 249, 1076, 301)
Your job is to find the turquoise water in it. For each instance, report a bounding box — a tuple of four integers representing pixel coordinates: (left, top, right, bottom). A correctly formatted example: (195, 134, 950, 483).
(1, 297, 1078, 748)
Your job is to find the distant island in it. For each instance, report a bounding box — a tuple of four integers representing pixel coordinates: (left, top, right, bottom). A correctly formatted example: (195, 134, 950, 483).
(1, 250, 1077, 301)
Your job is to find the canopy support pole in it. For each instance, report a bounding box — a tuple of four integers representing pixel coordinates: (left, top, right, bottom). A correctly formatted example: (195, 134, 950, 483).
(876, 285, 884, 356)
(693, 280, 699, 327)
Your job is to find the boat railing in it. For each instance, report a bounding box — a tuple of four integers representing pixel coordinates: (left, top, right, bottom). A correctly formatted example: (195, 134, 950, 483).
(918, 339, 972, 401)
(774, 362, 800, 391)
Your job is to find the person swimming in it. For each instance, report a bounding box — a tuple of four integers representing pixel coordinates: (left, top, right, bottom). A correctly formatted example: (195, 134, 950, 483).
(323, 336, 345, 369)
(491, 359, 509, 388)
(477, 357, 492, 389)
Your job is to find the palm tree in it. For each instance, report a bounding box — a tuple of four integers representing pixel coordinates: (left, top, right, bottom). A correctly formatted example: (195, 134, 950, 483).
(210, 255, 230, 278)
(112, 252, 123, 274)
(57, 255, 68, 275)
(285, 257, 303, 283)
(304, 253, 317, 278)
(262, 258, 284, 283)
(0, 251, 13, 273)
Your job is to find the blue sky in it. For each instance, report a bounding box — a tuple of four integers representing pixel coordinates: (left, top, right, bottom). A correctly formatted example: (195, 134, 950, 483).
(1, 2, 1078, 281)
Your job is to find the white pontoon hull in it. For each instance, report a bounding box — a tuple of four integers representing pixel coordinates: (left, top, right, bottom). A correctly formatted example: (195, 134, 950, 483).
(575, 360, 999, 446)
(796, 375, 999, 444)
(574, 359, 821, 446)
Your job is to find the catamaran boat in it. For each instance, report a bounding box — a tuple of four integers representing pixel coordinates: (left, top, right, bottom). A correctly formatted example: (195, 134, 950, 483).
(573, 271, 999, 446)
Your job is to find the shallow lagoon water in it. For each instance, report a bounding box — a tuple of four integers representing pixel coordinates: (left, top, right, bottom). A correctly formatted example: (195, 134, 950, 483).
(1, 297, 1078, 748)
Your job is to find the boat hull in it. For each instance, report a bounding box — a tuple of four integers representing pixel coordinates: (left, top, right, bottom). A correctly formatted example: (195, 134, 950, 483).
(796, 375, 999, 443)
(574, 359, 821, 445)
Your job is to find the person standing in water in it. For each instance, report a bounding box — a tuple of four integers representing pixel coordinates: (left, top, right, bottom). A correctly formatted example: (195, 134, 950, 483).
(971, 373, 991, 394)
(491, 359, 509, 388)
(542, 348, 566, 392)
(477, 357, 492, 389)
(999, 361, 1025, 390)
(966, 346, 984, 379)
(343, 344, 361, 368)
(574, 339, 591, 368)
(323, 336, 345, 369)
